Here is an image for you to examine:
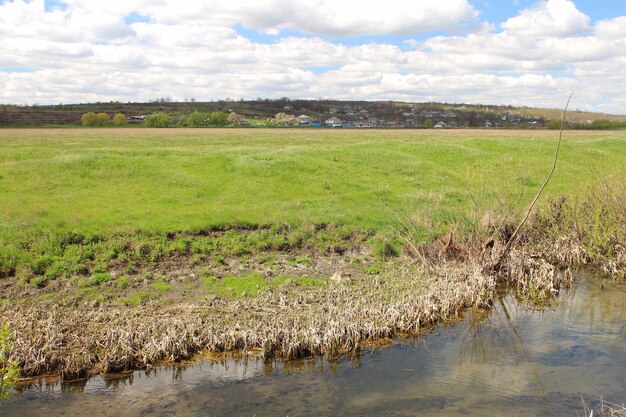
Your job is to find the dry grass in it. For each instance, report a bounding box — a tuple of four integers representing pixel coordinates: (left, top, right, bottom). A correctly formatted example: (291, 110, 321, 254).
(578, 396, 626, 417)
(3, 262, 495, 380)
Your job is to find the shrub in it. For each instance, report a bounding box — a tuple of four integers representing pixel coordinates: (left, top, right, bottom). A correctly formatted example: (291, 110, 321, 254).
(208, 111, 228, 126)
(112, 113, 127, 126)
(546, 119, 563, 129)
(82, 112, 110, 127)
(186, 111, 207, 127)
(145, 113, 173, 128)
(96, 112, 110, 126)
(81, 112, 97, 126)
(228, 112, 245, 126)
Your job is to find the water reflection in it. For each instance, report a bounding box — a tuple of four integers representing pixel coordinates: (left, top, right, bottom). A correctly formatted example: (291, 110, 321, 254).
(2, 273, 624, 416)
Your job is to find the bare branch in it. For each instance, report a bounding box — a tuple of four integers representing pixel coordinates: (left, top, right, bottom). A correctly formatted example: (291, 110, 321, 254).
(492, 91, 574, 271)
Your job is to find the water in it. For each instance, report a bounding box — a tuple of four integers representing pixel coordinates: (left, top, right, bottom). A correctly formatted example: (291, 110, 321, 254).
(2, 272, 624, 416)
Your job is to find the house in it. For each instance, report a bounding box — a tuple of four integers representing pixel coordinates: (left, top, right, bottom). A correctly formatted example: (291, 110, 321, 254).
(421, 111, 440, 119)
(433, 121, 447, 128)
(358, 110, 370, 119)
(484, 121, 493, 128)
(325, 117, 343, 127)
(296, 114, 311, 125)
(385, 119, 405, 128)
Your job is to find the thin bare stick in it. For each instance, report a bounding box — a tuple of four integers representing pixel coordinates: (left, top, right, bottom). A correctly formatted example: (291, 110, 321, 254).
(493, 91, 574, 271)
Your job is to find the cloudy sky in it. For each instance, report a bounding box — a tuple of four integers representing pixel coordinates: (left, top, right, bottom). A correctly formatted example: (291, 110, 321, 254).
(1, 0, 625, 113)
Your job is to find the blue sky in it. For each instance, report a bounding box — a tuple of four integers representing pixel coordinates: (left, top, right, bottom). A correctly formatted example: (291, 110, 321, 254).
(474, 0, 626, 23)
(1, 0, 626, 112)
(234, 1, 626, 47)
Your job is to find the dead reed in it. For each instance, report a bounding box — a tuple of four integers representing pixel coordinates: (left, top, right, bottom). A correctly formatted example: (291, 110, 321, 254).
(2, 260, 497, 380)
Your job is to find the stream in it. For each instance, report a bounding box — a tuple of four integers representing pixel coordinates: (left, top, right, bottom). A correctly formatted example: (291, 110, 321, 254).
(1, 271, 624, 416)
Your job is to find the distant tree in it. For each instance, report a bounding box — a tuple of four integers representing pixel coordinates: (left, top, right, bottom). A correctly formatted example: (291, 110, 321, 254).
(145, 113, 173, 128)
(81, 112, 98, 126)
(228, 112, 245, 126)
(208, 111, 228, 126)
(423, 118, 434, 128)
(112, 113, 127, 126)
(274, 112, 288, 120)
(546, 120, 562, 130)
(96, 113, 110, 126)
(186, 111, 207, 127)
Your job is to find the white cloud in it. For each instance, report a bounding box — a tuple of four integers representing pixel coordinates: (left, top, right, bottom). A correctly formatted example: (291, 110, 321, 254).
(108, 0, 479, 37)
(501, 0, 591, 37)
(594, 15, 626, 39)
(0, 0, 625, 113)
(239, 0, 479, 37)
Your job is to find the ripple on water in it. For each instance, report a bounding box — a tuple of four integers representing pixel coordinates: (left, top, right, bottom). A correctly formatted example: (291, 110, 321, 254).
(2, 273, 625, 417)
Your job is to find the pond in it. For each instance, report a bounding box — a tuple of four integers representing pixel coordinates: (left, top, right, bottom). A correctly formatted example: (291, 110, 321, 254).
(2, 271, 624, 416)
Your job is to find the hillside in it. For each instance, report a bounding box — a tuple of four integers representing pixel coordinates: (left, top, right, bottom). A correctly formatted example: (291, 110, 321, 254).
(1, 99, 625, 128)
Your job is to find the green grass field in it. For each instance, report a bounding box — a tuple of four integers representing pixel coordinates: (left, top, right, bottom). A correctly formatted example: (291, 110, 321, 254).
(0, 128, 625, 284)
(2, 128, 624, 231)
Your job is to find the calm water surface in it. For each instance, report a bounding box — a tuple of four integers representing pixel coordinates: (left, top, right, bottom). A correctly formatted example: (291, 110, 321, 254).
(2, 272, 624, 416)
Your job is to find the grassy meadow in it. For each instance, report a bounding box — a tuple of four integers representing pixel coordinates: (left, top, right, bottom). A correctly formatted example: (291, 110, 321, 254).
(0, 128, 625, 286)
(2, 128, 625, 231)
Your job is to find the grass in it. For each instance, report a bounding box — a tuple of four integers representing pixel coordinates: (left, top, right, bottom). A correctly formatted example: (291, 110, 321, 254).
(0, 128, 624, 284)
(121, 290, 149, 306)
(0, 128, 624, 233)
(204, 273, 325, 298)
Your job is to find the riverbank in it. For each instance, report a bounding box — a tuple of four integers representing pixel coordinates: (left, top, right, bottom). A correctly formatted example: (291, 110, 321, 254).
(0, 129, 624, 382)
(2, 189, 624, 381)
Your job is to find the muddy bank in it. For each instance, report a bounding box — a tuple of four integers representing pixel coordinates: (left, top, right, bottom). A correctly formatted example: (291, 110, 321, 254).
(0, 247, 585, 382)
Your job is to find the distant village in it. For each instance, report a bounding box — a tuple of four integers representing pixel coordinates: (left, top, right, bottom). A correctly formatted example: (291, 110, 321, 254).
(123, 102, 547, 129)
(10, 98, 624, 128)
(251, 103, 545, 129)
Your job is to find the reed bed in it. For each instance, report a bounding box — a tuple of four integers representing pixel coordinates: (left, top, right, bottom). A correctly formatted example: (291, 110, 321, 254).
(3, 262, 496, 379)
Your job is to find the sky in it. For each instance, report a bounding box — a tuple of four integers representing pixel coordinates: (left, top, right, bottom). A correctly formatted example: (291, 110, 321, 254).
(1, 0, 625, 113)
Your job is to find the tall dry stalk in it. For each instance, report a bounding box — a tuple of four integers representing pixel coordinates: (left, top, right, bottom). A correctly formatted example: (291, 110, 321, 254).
(492, 92, 573, 271)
